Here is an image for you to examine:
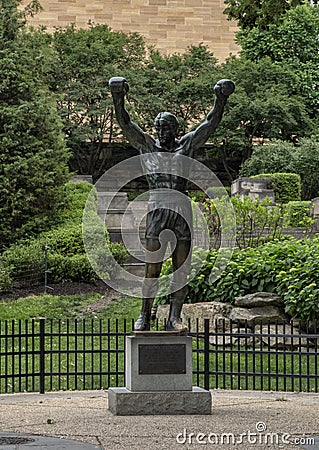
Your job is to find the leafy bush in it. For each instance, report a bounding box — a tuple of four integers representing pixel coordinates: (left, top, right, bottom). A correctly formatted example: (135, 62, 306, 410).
(182, 237, 319, 321)
(252, 173, 301, 203)
(283, 201, 313, 228)
(0, 264, 13, 293)
(196, 195, 283, 249)
(1, 240, 45, 280)
(58, 182, 94, 224)
(109, 242, 130, 266)
(0, 182, 129, 288)
(231, 195, 283, 248)
(127, 191, 149, 201)
(190, 187, 231, 203)
(48, 254, 99, 283)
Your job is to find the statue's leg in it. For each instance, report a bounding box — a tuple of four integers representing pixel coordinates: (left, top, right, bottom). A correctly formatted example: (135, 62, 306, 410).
(167, 239, 191, 332)
(134, 238, 165, 331)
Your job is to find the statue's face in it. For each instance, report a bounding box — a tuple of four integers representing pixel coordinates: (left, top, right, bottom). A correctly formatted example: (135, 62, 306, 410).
(155, 120, 176, 148)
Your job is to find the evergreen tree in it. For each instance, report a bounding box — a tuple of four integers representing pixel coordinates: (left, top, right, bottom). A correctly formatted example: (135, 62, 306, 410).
(0, 0, 70, 249)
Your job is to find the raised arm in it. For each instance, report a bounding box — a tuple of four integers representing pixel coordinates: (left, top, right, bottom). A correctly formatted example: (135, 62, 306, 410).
(180, 79, 235, 151)
(109, 77, 149, 150)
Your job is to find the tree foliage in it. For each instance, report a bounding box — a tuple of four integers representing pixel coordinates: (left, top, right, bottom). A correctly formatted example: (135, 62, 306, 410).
(47, 24, 146, 179)
(0, 0, 41, 47)
(0, 0, 70, 249)
(206, 57, 314, 181)
(223, 0, 317, 30)
(237, 4, 319, 117)
(128, 44, 220, 135)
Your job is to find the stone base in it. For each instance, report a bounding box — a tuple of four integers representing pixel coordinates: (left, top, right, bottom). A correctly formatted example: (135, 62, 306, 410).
(108, 387, 212, 415)
(125, 333, 193, 391)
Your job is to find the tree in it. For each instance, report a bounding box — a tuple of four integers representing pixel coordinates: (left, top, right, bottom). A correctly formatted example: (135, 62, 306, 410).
(0, 0, 70, 249)
(206, 57, 314, 182)
(237, 4, 319, 117)
(128, 44, 220, 135)
(223, 0, 317, 30)
(0, 0, 41, 46)
(48, 24, 146, 179)
(240, 137, 319, 199)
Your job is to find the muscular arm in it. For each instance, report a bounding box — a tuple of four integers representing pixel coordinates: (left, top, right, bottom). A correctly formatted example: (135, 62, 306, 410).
(109, 77, 152, 150)
(180, 79, 235, 152)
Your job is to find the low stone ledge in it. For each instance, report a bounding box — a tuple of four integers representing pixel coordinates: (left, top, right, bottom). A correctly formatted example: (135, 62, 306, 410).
(108, 387, 212, 415)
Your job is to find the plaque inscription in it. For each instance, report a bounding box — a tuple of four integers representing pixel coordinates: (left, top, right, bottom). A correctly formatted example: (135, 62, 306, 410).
(138, 344, 186, 375)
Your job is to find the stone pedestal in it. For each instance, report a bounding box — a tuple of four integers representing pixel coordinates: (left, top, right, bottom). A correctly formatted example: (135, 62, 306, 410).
(108, 386, 211, 415)
(108, 332, 212, 415)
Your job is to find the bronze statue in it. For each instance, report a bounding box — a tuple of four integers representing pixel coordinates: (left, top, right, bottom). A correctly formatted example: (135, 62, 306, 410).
(109, 76, 234, 332)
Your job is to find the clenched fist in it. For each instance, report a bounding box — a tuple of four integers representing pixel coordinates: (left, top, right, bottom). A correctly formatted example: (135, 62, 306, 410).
(109, 77, 129, 95)
(214, 79, 235, 99)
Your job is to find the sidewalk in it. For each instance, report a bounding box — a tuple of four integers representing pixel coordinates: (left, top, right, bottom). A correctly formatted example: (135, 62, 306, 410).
(0, 389, 318, 449)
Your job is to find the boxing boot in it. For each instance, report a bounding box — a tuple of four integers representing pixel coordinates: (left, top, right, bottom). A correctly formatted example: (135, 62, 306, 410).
(167, 298, 188, 333)
(134, 298, 153, 331)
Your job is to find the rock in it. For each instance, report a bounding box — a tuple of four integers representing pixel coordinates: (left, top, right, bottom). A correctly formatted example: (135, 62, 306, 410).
(229, 305, 286, 327)
(259, 325, 314, 349)
(234, 292, 284, 308)
(156, 302, 233, 333)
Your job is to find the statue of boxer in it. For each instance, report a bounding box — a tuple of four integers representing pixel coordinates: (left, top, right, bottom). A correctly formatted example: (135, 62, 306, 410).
(109, 76, 235, 332)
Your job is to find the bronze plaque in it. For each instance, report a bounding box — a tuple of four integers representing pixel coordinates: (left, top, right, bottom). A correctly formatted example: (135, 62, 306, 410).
(138, 344, 186, 375)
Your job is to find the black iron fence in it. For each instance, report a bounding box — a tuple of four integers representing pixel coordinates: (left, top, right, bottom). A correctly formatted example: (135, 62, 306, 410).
(0, 318, 318, 394)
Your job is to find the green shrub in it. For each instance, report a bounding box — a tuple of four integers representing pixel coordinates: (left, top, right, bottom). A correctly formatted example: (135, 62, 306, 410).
(1, 240, 45, 280)
(58, 182, 93, 224)
(0, 181, 129, 286)
(190, 191, 207, 202)
(252, 173, 301, 203)
(196, 195, 283, 249)
(109, 242, 129, 265)
(0, 264, 13, 293)
(41, 224, 85, 256)
(48, 254, 99, 283)
(283, 201, 313, 228)
(231, 195, 283, 248)
(173, 237, 319, 321)
(240, 138, 319, 200)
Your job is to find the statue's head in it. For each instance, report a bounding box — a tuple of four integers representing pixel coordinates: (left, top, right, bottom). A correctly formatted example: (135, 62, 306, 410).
(154, 112, 179, 148)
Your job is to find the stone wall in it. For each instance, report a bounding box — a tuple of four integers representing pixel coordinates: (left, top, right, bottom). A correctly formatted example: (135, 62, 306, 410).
(23, 0, 239, 62)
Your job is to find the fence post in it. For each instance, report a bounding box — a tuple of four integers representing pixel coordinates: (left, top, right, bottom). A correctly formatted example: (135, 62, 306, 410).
(204, 318, 210, 391)
(39, 318, 45, 394)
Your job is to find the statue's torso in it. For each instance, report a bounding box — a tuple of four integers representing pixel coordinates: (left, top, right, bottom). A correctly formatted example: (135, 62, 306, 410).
(139, 136, 194, 192)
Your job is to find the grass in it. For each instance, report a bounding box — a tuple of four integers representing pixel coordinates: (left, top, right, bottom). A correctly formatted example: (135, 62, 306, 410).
(0, 293, 100, 320)
(0, 291, 141, 321)
(0, 291, 318, 394)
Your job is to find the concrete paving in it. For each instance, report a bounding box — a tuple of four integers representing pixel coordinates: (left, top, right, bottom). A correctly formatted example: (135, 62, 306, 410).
(0, 389, 318, 449)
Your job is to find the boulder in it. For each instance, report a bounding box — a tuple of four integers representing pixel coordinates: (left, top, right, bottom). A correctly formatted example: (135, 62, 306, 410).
(229, 305, 286, 327)
(234, 292, 284, 308)
(157, 302, 232, 333)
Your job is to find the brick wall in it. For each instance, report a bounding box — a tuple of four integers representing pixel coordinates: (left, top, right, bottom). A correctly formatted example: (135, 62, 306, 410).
(24, 0, 239, 62)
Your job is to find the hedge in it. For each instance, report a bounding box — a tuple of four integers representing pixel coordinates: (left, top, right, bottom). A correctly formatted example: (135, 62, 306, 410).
(252, 173, 301, 203)
(283, 201, 313, 228)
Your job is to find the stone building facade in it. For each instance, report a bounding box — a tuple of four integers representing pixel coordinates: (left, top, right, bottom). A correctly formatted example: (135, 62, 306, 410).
(24, 0, 239, 62)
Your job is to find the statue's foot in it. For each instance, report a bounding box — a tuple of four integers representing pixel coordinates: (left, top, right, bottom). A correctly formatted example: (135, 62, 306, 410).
(134, 313, 150, 331)
(167, 318, 188, 333)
